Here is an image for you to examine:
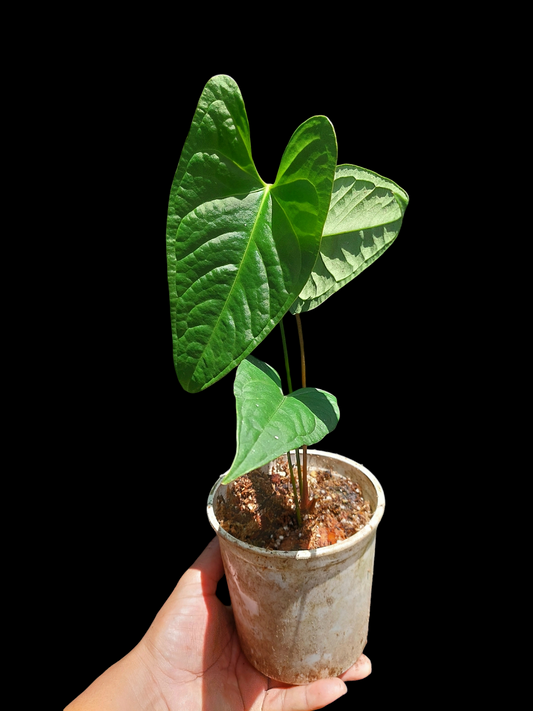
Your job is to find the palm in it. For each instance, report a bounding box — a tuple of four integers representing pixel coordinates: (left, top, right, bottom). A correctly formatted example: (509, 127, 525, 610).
(139, 538, 370, 711)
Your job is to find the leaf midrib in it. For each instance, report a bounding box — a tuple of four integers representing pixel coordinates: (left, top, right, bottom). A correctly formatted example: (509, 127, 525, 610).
(187, 185, 273, 386)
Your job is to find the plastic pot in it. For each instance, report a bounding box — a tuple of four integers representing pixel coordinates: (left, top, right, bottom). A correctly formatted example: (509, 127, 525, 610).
(206, 449, 385, 685)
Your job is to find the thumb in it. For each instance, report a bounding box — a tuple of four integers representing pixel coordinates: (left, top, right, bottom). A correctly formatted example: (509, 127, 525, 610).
(144, 537, 226, 645)
(264, 677, 348, 711)
(174, 537, 225, 599)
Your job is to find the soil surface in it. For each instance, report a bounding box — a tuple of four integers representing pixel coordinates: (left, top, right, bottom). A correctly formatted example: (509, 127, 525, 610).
(215, 455, 372, 551)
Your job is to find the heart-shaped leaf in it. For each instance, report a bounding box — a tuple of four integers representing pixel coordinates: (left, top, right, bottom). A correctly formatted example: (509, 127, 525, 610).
(167, 75, 337, 392)
(222, 355, 340, 484)
(291, 164, 409, 313)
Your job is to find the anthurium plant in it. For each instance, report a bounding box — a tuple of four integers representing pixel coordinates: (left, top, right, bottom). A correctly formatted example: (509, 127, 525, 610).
(166, 74, 408, 523)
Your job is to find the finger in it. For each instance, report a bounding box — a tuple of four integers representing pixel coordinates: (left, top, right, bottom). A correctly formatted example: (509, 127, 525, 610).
(179, 537, 225, 597)
(338, 654, 372, 681)
(168, 537, 225, 605)
(193, 536, 225, 582)
(264, 678, 347, 711)
(144, 538, 227, 652)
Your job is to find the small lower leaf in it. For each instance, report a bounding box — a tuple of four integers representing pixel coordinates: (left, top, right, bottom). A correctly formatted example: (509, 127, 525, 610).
(223, 356, 340, 484)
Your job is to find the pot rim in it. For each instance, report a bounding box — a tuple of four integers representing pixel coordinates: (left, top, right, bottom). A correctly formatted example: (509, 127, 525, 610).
(207, 449, 385, 560)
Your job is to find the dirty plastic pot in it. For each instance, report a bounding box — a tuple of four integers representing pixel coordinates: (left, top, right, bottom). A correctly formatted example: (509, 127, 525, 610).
(206, 449, 385, 685)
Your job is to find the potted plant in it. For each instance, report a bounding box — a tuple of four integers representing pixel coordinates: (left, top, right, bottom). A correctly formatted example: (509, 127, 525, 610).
(166, 74, 408, 684)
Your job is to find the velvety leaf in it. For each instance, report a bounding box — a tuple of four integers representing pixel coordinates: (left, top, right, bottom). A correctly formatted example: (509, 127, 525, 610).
(290, 164, 409, 313)
(167, 75, 337, 392)
(222, 356, 340, 484)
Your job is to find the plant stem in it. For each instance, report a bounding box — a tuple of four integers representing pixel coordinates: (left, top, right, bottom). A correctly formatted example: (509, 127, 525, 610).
(295, 314, 310, 511)
(287, 454, 302, 526)
(295, 313, 306, 389)
(279, 318, 293, 393)
(295, 447, 303, 493)
(280, 318, 304, 525)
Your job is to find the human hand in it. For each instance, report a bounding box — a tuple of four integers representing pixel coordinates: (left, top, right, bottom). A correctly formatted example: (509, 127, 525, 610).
(66, 537, 371, 710)
(139, 536, 371, 710)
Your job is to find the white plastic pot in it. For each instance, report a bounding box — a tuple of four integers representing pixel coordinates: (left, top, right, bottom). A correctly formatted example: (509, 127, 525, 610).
(207, 449, 385, 685)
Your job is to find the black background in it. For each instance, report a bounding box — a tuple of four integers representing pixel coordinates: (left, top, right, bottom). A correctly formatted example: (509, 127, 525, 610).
(55, 31, 465, 709)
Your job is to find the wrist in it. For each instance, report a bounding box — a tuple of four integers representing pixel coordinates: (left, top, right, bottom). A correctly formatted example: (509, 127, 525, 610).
(65, 643, 163, 711)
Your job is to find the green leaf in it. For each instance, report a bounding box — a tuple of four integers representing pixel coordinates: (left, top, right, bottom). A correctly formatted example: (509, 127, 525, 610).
(167, 75, 337, 392)
(222, 355, 340, 484)
(290, 164, 409, 313)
